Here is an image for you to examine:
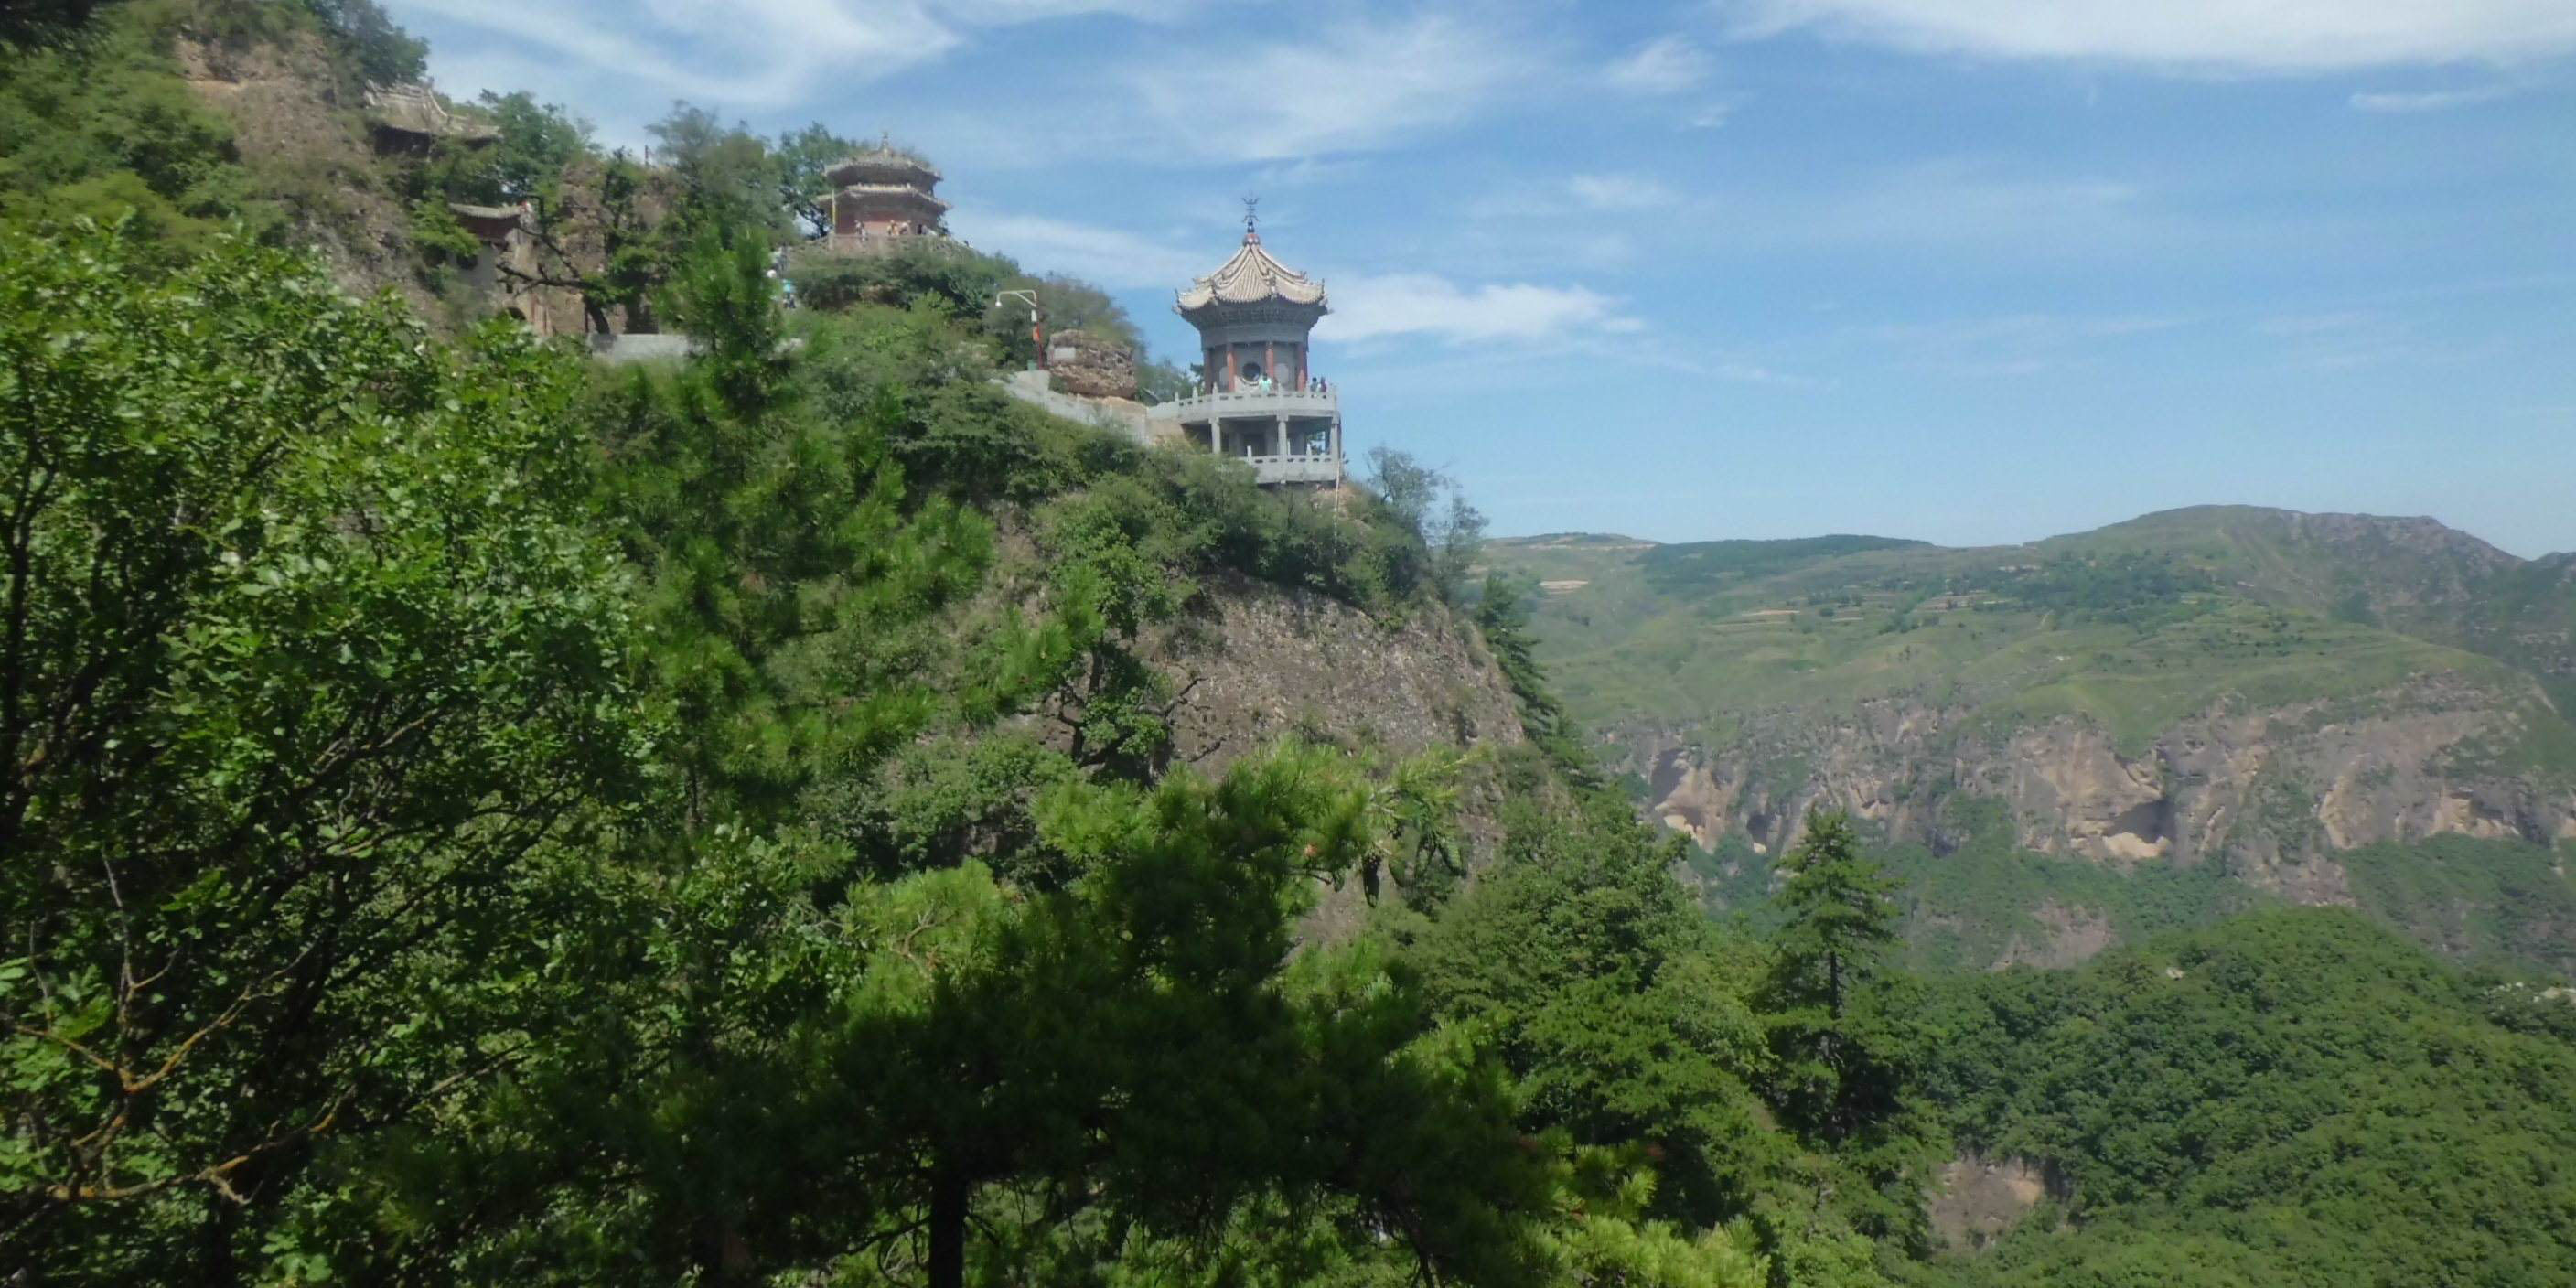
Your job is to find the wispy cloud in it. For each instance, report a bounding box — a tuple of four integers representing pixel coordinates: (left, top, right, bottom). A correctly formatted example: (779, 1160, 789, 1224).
(1724, 0, 2576, 71)
(942, 209, 1204, 288)
(2348, 84, 2525, 112)
(409, 0, 1168, 106)
(1854, 311, 2196, 376)
(1755, 157, 2157, 252)
(2251, 309, 2436, 369)
(1607, 34, 1712, 92)
(2255, 310, 2378, 337)
(1685, 99, 1744, 129)
(1320, 274, 1642, 345)
(1569, 173, 1680, 211)
(1129, 14, 1537, 160)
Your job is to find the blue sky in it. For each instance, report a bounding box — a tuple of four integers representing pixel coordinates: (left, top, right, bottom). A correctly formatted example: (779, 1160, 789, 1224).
(392, 1, 2576, 555)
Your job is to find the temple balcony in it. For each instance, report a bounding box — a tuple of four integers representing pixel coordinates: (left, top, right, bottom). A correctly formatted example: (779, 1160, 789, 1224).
(1162, 386, 1337, 422)
(1239, 454, 1344, 486)
(1149, 388, 1343, 488)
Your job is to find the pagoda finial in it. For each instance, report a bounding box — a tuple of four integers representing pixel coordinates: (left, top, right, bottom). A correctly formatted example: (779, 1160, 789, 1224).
(1241, 195, 1261, 243)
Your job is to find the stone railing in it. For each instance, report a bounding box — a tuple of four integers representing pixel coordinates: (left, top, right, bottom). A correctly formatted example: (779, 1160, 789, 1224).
(1243, 454, 1343, 486)
(1166, 387, 1337, 417)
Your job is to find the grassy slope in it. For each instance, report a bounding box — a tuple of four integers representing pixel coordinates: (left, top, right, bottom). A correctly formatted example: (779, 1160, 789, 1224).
(1489, 511, 2576, 976)
(1493, 519, 2567, 764)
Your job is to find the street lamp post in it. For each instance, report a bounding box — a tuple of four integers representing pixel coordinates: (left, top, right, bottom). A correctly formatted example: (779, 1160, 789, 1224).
(996, 288, 1043, 370)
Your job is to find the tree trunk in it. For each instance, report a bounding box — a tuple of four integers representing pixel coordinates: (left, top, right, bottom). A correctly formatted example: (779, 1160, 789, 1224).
(928, 1164, 969, 1288)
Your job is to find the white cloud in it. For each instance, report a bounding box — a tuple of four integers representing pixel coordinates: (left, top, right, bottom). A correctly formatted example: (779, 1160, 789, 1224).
(1723, 0, 2576, 70)
(1130, 15, 1535, 160)
(2348, 84, 2524, 111)
(943, 209, 1205, 288)
(2255, 311, 2378, 337)
(1852, 311, 2195, 376)
(1685, 100, 1742, 129)
(1758, 157, 2152, 251)
(1319, 274, 1641, 345)
(403, 0, 1166, 105)
(1607, 34, 1712, 92)
(1569, 173, 1680, 210)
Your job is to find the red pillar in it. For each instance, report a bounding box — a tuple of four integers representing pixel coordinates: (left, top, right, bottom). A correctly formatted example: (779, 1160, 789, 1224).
(1263, 340, 1276, 387)
(1224, 347, 1239, 391)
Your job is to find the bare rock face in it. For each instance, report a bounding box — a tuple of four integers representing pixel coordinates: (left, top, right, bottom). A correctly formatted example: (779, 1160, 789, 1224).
(1995, 724, 2170, 862)
(1157, 573, 1526, 771)
(1615, 675, 2576, 908)
(1991, 902, 2116, 971)
(1132, 574, 1529, 943)
(1046, 329, 1138, 401)
(176, 35, 436, 317)
(1929, 1154, 2073, 1251)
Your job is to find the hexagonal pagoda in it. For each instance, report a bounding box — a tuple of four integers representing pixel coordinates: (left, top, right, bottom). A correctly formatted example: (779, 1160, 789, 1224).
(820, 138, 950, 250)
(1165, 216, 1342, 487)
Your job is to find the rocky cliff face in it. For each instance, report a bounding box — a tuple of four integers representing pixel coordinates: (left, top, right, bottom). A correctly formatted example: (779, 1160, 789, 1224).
(1928, 1154, 2074, 1251)
(1491, 511, 2576, 969)
(1620, 672, 2575, 910)
(1160, 573, 1526, 771)
(1138, 574, 1528, 940)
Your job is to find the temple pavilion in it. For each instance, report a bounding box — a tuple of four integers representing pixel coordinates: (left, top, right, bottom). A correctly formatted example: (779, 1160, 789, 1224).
(820, 139, 950, 249)
(1165, 215, 1343, 487)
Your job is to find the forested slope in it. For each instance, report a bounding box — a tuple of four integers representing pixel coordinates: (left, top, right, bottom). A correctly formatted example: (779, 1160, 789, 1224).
(0, 199, 1912, 1288)
(1913, 910, 2576, 1287)
(9, 5, 2576, 1287)
(1487, 522, 2576, 976)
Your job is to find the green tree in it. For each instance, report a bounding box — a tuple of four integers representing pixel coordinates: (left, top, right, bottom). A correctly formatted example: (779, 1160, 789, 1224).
(648, 102, 788, 247)
(302, 0, 427, 85)
(1414, 797, 1772, 1227)
(0, 223, 650, 1278)
(1363, 446, 1484, 604)
(1756, 811, 1929, 1250)
(1476, 573, 1596, 786)
(1767, 813, 1900, 1029)
(825, 745, 1556, 1288)
(771, 121, 857, 237)
(595, 229, 989, 827)
(0, 5, 267, 252)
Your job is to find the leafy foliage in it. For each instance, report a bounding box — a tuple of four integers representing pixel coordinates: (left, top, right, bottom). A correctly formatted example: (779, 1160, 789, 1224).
(14, 10, 2575, 1285)
(1916, 910, 2576, 1288)
(0, 4, 270, 252)
(0, 223, 649, 1278)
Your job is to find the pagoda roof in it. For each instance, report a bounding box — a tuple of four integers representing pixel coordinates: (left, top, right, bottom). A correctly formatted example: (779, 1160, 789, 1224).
(824, 145, 941, 188)
(364, 81, 498, 144)
(1175, 231, 1327, 314)
(830, 182, 951, 214)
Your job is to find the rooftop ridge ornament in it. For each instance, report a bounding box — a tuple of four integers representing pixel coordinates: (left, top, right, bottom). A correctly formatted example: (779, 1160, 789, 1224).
(1177, 199, 1324, 313)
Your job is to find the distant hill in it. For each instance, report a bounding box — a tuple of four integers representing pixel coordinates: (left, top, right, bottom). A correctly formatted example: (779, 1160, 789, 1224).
(1485, 507, 2576, 975)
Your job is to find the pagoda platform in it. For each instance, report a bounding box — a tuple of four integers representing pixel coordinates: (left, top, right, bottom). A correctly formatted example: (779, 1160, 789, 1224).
(1157, 387, 1342, 488)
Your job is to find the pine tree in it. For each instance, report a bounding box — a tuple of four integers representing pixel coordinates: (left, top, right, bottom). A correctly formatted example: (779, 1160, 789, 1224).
(1768, 812, 1900, 1027)
(1759, 811, 1913, 1153)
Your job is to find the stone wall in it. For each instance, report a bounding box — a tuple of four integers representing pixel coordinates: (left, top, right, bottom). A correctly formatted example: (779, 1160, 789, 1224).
(1046, 328, 1138, 400)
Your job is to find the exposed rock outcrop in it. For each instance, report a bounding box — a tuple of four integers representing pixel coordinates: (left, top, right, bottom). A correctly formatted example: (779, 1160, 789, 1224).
(177, 34, 435, 316)
(1046, 329, 1138, 400)
(1991, 902, 2116, 971)
(1616, 675, 2575, 906)
(1160, 574, 1526, 772)
(1928, 1154, 2073, 1250)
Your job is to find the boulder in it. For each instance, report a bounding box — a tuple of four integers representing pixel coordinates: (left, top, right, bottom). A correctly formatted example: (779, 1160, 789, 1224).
(1046, 328, 1137, 400)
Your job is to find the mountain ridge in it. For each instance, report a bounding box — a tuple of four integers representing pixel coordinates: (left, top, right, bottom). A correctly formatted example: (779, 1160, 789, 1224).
(1487, 503, 2576, 975)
